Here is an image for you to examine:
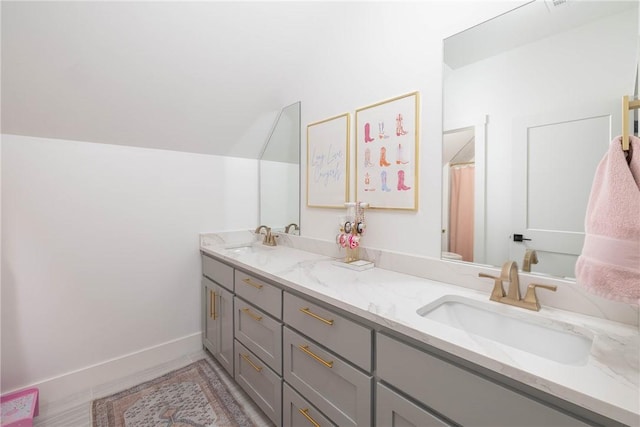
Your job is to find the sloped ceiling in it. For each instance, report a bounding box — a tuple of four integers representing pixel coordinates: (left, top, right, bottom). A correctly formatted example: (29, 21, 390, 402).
(444, 0, 636, 70)
(1, 1, 318, 158)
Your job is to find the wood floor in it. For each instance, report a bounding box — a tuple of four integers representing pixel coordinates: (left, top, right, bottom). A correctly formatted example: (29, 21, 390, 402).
(33, 349, 272, 427)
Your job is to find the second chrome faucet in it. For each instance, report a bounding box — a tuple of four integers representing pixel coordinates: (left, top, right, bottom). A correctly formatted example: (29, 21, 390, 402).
(479, 261, 556, 311)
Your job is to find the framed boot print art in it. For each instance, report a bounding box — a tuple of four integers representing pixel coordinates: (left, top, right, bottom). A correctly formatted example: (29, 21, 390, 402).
(355, 92, 419, 210)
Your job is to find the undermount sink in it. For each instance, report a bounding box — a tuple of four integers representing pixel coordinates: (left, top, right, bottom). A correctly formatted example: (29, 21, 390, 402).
(417, 295, 593, 365)
(224, 242, 274, 255)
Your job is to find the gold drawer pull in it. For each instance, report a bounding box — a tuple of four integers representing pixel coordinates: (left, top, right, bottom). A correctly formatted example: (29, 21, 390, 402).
(240, 353, 263, 372)
(298, 345, 333, 368)
(299, 408, 321, 427)
(242, 277, 263, 289)
(210, 290, 217, 320)
(299, 307, 334, 326)
(242, 307, 263, 322)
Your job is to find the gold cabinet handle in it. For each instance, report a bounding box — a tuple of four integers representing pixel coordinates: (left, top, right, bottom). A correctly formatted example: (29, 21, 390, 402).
(240, 353, 262, 372)
(242, 307, 263, 322)
(298, 345, 333, 368)
(242, 277, 263, 289)
(299, 307, 334, 326)
(210, 290, 217, 320)
(209, 290, 213, 318)
(298, 408, 321, 427)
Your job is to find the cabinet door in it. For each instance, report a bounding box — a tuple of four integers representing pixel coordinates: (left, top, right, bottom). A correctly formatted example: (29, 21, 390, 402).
(283, 327, 372, 427)
(235, 341, 282, 426)
(283, 383, 336, 427)
(202, 277, 234, 376)
(377, 333, 589, 427)
(203, 278, 219, 355)
(376, 383, 451, 427)
(217, 285, 234, 376)
(284, 292, 372, 372)
(235, 297, 282, 374)
(235, 270, 282, 319)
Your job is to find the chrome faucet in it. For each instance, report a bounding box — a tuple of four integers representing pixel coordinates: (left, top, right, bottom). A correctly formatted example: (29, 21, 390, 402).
(255, 225, 277, 246)
(479, 261, 557, 311)
(522, 249, 538, 272)
(284, 223, 299, 234)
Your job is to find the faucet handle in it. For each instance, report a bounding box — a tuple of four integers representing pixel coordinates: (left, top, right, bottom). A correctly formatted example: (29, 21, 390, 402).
(522, 283, 557, 310)
(478, 273, 505, 302)
(266, 231, 278, 246)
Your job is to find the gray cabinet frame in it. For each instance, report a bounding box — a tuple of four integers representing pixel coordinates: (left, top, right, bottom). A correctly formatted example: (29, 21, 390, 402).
(202, 276, 234, 376)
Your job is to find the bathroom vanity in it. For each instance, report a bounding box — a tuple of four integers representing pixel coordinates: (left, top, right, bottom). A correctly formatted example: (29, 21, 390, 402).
(200, 232, 638, 427)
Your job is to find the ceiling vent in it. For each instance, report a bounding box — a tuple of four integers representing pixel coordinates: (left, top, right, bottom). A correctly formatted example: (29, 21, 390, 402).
(545, 0, 569, 11)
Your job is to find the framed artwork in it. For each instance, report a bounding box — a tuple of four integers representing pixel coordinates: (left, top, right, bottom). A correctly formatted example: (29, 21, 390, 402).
(306, 113, 350, 208)
(355, 92, 419, 210)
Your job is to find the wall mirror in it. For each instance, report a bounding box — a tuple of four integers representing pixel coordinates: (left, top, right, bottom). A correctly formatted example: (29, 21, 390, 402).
(259, 101, 301, 232)
(442, 0, 638, 278)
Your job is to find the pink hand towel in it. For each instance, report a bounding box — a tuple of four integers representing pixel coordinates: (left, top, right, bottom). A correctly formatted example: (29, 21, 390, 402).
(575, 135, 640, 305)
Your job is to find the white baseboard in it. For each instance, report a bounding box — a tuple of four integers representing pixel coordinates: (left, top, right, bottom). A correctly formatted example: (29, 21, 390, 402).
(14, 332, 202, 408)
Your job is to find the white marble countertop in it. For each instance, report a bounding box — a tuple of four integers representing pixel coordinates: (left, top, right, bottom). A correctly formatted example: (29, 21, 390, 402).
(200, 232, 639, 426)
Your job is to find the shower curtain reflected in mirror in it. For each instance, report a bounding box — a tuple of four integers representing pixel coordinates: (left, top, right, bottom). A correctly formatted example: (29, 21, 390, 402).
(449, 164, 475, 262)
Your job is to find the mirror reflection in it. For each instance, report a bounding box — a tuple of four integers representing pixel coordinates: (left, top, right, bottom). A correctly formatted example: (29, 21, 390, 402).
(442, 0, 638, 278)
(259, 101, 301, 232)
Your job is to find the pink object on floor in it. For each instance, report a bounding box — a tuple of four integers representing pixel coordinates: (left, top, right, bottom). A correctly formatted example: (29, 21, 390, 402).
(1, 388, 39, 427)
(575, 135, 640, 305)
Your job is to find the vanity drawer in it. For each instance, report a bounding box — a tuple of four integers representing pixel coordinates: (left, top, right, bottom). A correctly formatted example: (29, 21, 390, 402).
(283, 382, 336, 427)
(202, 255, 234, 291)
(284, 292, 372, 372)
(234, 296, 282, 375)
(234, 340, 282, 427)
(283, 327, 372, 427)
(377, 333, 589, 427)
(376, 382, 451, 427)
(235, 270, 282, 319)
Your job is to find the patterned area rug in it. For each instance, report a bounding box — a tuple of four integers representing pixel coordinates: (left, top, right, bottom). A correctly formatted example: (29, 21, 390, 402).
(92, 357, 257, 427)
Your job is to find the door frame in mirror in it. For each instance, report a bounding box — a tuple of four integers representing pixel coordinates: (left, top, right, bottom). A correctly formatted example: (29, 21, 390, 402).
(442, 115, 487, 264)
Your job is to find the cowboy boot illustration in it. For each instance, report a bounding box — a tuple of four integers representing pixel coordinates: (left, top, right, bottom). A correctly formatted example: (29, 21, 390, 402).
(379, 146, 391, 167)
(397, 170, 411, 191)
(365, 147, 373, 167)
(396, 143, 409, 164)
(364, 122, 375, 143)
(364, 173, 375, 191)
(396, 113, 408, 136)
(378, 121, 389, 139)
(381, 171, 391, 192)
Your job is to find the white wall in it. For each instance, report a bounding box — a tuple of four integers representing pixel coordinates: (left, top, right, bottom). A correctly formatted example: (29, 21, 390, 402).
(296, 1, 527, 256)
(1, 135, 258, 399)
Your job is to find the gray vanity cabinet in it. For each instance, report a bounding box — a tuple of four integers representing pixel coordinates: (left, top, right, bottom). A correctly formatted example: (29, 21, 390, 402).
(233, 270, 284, 426)
(376, 383, 451, 427)
(202, 254, 234, 290)
(235, 270, 282, 319)
(283, 292, 372, 371)
(283, 290, 374, 427)
(377, 333, 590, 427)
(283, 327, 372, 427)
(235, 340, 282, 426)
(283, 383, 336, 427)
(201, 254, 235, 377)
(234, 298, 282, 374)
(201, 251, 607, 427)
(202, 277, 234, 377)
